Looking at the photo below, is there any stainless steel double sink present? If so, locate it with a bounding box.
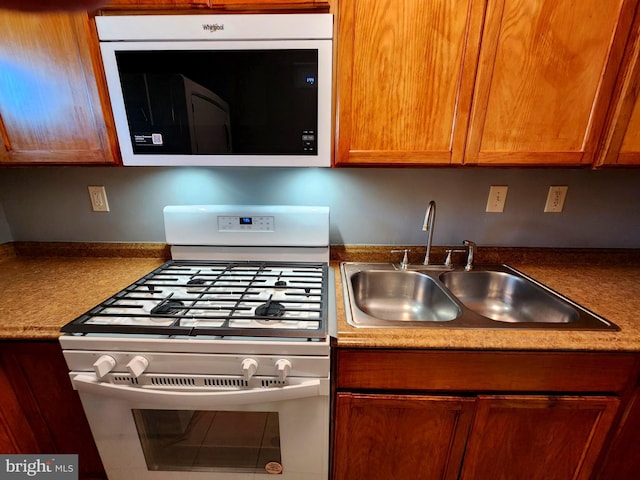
[341,263,619,331]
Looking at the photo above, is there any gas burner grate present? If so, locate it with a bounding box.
[61,260,329,339]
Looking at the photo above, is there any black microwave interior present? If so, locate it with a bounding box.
[115,49,319,156]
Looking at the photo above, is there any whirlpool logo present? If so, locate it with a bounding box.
[202,23,224,32]
[0,455,77,480]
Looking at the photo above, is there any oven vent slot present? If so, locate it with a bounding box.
[150,376,196,386]
[261,379,286,387]
[111,375,139,385]
[204,378,248,388]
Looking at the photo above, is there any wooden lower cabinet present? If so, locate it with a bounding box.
[460,396,618,480]
[332,349,639,480]
[596,387,640,478]
[334,393,474,480]
[0,341,105,480]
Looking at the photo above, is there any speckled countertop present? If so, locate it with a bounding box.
[0,243,167,340]
[1,242,639,351]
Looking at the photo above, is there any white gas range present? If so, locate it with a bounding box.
[59,205,334,480]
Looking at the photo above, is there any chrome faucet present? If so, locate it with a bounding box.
[463,240,477,271]
[422,200,436,265]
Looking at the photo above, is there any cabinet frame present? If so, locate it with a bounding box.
[332,348,640,480]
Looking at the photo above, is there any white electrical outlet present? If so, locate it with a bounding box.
[544,186,568,213]
[486,185,508,213]
[88,185,110,212]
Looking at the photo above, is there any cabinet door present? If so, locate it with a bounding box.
[596,387,640,479]
[0,364,41,454]
[596,9,640,167]
[333,393,474,480]
[335,0,485,166]
[465,0,635,166]
[0,11,115,165]
[460,395,619,480]
[0,342,105,479]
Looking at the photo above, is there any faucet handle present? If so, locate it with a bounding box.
[444,249,466,267]
[390,249,411,270]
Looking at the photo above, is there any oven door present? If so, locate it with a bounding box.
[71,373,329,480]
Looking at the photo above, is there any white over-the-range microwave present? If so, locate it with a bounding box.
[96,14,333,167]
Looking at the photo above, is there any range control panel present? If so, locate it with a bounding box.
[218,215,275,232]
[164,204,329,247]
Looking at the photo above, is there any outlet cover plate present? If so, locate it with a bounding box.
[486,185,508,213]
[544,186,568,213]
[88,185,110,212]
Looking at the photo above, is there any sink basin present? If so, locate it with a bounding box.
[341,263,619,331]
[440,271,578,324]
[350,270,460,324]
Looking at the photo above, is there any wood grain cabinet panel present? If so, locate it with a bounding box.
[596,5,640,167]
[465,0,635,166]
[0,364,41,454]
[459,396,619,480]
[0,342,105,479]
[0,11,116,165]
[334,0,485,165]
[332,349,638,480]
[333,393,474,480]
[596,387,640,478]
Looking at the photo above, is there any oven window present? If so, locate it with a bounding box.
[115,49,319,156]
[132,409,282,474]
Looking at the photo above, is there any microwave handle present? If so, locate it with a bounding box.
[71,374,327,408]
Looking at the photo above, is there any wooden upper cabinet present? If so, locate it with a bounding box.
[465,0,635,166]
[615,94,640,165]
[0,11,116,165]
[596,6,640,167]
[334,0,485,166]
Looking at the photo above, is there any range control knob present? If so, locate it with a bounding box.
[126,356,149,378]
[241,358,259,381]
[275,359,292,382]
[93,355,116,380]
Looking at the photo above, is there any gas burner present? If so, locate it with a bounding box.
[255,301,286,317]
[186,277,209,293]
[151,300,186,315]
[61,260,328,339]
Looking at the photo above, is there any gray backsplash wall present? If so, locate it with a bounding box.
[0,166,638,248]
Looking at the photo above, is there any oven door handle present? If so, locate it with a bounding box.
[71,374,327,407]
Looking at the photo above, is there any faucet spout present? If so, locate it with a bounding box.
[422,200,436,265]
[463,240,477,271]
